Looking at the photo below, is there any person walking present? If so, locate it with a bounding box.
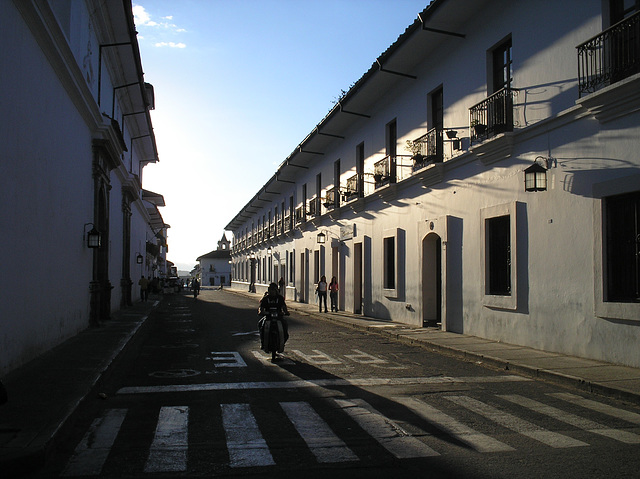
[329,276,339,312]
[192,278,200,299]
[316,275,328,313]
[138,275,149,302]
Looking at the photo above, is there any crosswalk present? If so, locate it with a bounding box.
[61,392,640,476]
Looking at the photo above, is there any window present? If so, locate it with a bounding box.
[383,236,396,290]
[386,119,397,184]
[492,37,512,94]
[314,250,320,283]
[487,216,511,295]
[334,159,341,209]
[428,87,444,161]
[605,191,640,302]
[481,202,519,310]
[356,142,365,197]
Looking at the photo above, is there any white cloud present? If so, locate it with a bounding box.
[132,5,152,26]
[155,42,187,49]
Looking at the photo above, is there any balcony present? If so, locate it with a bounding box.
[578,11,640,97]
[324,187,337,211]
[342,174,359,202]
[410,128,442,170]
[295,206,304,225]
[373,156,395,188]
[469,87,515,143]
[308,197,318,217]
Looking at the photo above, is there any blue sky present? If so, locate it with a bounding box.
[133,1,429,271]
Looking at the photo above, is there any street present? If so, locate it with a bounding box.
[36,290,640,478]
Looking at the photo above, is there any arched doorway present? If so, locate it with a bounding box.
[422,233,442,327]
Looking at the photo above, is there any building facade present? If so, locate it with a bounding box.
[227,0,640,368]
[0,0,166,374]
[197,235,232,287]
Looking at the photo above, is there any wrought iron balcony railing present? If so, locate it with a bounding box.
[577,10,640,97]
[342,174,359,202]
[469,87,515,143]
[295,206,304,225]
[373,156,394,188]
[324,187,337,210]
[411,128,443,170]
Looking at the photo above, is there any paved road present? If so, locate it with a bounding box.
[35,290,640,478]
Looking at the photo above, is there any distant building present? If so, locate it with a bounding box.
[197,234,232,287]
[227,1,640,368]
[0,1,166,374]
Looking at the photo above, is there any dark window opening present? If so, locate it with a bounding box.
[487,215,511,296]
[606,191,640,302]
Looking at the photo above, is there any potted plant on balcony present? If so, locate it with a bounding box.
[405,139,425,164]
[471,119,487,136]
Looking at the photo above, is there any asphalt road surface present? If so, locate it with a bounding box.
[35,289,640,478]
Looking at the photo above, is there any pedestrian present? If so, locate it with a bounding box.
[278,276,285,298]
[329,276,339,312]
[192,278,200,299]
[316,275,328,313]
[138,275,149,302]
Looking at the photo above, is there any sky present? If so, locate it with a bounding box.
[133,0,429,272]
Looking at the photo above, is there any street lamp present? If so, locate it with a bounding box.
[317,231,326,244]
[524,160,548,192]
[136,253,143,264]
[84,223,101,248]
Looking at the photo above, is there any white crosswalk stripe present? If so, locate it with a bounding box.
[445,395,589,448]
[500,395,640,444]
[62,409,127,477]
[62,391,640,475]
[144,406,189,473]
[281,401,358,462]
[221,403,275,468]
[394,396,514,452]
[332,398,440,458]
[549,392,640,425]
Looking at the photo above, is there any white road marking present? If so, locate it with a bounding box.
[251,350,295,366]
[344,349,388,364]
[292,349,342,365]
[207,352,247,367]
[333,398,439,458]
[221,403,275,468]
[549,392,640,425]
[281,402,358,463]
[500,394,640,444]
[144,406,189,473]
[394,396,514,452]
[445,396,588,448]
[117,375,530,395]
[62,409,127,476]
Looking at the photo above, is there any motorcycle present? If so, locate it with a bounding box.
[258,306,287,361]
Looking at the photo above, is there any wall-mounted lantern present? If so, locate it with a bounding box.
[524,161,548,192]
[136,253,143,264]
[317,231,326,244]
[84,223,101,248]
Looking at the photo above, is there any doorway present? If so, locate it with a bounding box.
[422,233,442,327]
[354,242,363,314]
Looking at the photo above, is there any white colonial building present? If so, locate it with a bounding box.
[197,234,232,287]
[227,0,640,367]
[0,0,167,374]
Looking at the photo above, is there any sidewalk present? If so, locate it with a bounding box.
[236,289,640,406]
[0,299,158,477]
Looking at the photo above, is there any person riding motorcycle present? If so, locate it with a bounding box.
[258,282,290,346]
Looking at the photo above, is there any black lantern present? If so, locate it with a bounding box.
[317,232,326,244]
[524,162,547,192]
[86,226,101,248]
[136,253,143,264]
